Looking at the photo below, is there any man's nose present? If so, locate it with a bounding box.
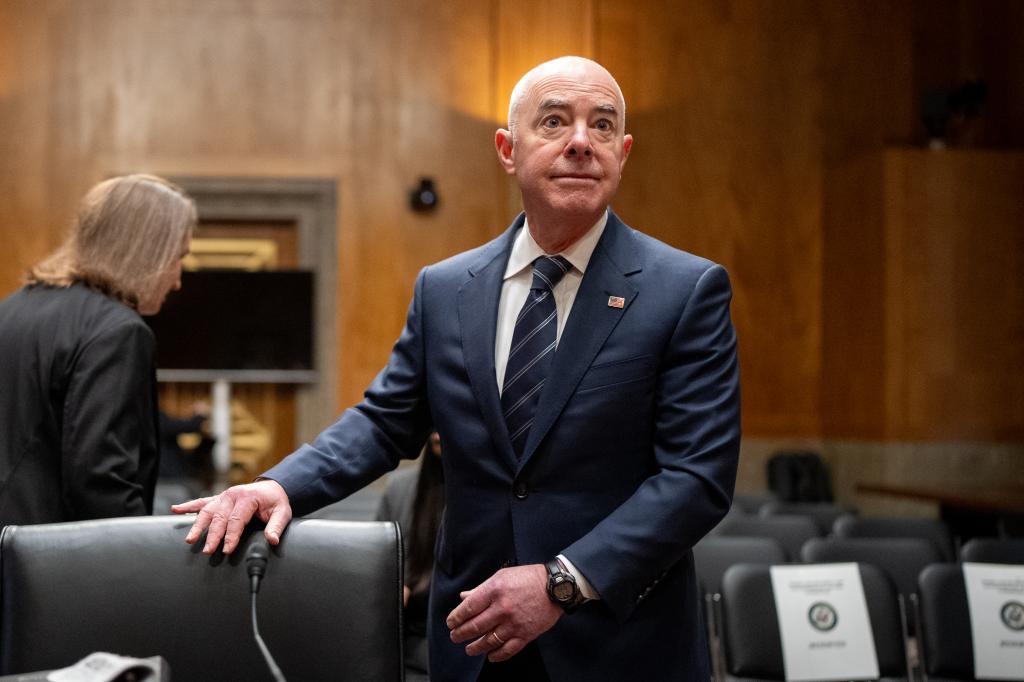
[564,122,593,157]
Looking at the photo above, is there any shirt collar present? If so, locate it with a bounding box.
[503,210,609,280]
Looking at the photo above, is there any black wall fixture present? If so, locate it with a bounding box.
[409,177,439,212]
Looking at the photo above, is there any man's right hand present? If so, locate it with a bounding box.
[171,479,293,555]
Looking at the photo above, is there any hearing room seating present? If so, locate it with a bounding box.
[0,516,403,681]
[718,562,910,682]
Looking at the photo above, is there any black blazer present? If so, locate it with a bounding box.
[0,283,159,525]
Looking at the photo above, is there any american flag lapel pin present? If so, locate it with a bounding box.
[607,295,625,309]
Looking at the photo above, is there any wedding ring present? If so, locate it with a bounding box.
[489,631,505,646]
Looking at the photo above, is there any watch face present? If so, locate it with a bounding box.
[553,580,575,601]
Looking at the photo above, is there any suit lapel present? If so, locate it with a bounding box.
[458,215,523,469]
[517,211,642,472]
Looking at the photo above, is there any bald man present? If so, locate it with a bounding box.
[175,56,740,681]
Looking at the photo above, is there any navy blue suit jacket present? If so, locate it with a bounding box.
[265,211,741,681]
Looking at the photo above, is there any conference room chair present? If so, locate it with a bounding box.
[306,486,386,521]
[712,514,821,562]
[694,536,789,682]
[718,563,910,682]
[801,535,940,649]
[916,564,976,681]
[0,516,403,681]
[151,480,198,516]
[765,450,833,504]
[731,492,778,516]
[801,536,943,602]
[759,501,854,535]
[694,536,789,597]
[833,514,957,561]
[960,537,1024,564]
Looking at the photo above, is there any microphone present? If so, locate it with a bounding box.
[244,534,287,682]
[245,536,269,594]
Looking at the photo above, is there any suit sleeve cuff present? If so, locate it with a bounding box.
[557,554,600,601]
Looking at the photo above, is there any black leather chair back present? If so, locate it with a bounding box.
[720,562,907,680]
[759,501,853,535]
[961,538,1024,564]
[693,535,786,596]
[766,451,833,503]
[802,536,942,598]
[0,516,403,681]
[917,563,974,680]
[712,514,820,562]
[833,515,956,562]
[730,493,777,516]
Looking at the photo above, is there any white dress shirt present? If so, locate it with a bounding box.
[494,210,609,601]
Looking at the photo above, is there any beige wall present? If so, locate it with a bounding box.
[1,0,1021,505]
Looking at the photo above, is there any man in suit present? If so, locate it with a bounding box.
[174,56,740,681]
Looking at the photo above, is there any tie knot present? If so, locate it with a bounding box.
[531,255,571,292]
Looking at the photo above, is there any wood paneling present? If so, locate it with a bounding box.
[910,0,1024,148]
[1,0,1021,456]
[818,2,915,439]
[822,148,1024,442]
[883,149,1024,440]
[0,0,506,421]
[334,1,505,408]
[493,0,596,121]
[602,0,825,436]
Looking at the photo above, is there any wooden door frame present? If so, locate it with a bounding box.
[168,176,338,446]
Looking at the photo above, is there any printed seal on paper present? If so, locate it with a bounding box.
[1001,601,1024,631]
[808,602,839,632]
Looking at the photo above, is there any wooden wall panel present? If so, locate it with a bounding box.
[492,0,598,221]
[599,0,825,436]
[820,2,914,439]
[493,0,596,118]
[883,149,1024,440]
[1,0,1021,458]
[0,2,56,297]
[333,0,505,407]
[0,0,506,422]
[911,0,1024,148]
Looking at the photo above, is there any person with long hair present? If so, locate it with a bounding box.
[0,174,196,525]
[376,431,445,677]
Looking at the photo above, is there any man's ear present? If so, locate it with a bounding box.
[620,134,634,171]
[495,129,516,175]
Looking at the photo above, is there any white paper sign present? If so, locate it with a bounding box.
[963,562,1024,681]
[770,563,880,681]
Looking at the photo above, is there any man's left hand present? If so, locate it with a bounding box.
[446,564,562,662]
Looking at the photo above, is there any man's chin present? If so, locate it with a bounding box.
[547,193,608,218]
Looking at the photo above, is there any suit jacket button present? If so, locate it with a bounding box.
[513,481,529,499]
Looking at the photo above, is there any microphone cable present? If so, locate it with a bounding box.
[251,590,287,682]
[246,537,287,682]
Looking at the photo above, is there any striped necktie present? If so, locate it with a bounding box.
[502,255,572,457]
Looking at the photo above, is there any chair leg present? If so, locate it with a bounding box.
[712,593,728,682]
[909,593,927,682]
[897,593,915,682]
[704,592,722,682]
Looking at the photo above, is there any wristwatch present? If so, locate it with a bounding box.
[545,558,584,613]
